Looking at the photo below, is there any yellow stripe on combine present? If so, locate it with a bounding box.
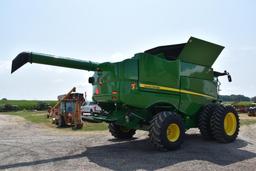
[139,83,216,99]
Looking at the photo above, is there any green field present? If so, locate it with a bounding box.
[239,113,256,125]
[3,111,50,124]
[0,100,57,106]
[0,99,57,111]
[240,119,256,125]
[1,111,108,131]
[222,101,256,107]
[0,110,255,132]
[2,111,256,131]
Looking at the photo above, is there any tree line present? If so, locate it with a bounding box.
[220,95,256,102]
[0,99,56,112]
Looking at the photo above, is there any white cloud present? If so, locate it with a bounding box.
[52,78,64,83]
[36,65,70,74]
[108,52,128,62]
[0,60,11,74]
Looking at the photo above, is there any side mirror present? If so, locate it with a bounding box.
[228,74,232,82]
[224,70,232,82]
[88,77,95,84]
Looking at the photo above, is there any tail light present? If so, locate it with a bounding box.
[95,88,100,95]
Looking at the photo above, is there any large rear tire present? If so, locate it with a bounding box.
[198,103,216,140]
[210,105,240,143]
[149,111,185,151]
[108,123,136,139]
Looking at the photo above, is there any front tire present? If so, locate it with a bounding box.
[57,115,66,128]
[210,105,240,143]
[149,111,185,151]
[72,123,83,130]
[108,123,136,139]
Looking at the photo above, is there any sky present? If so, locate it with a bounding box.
[0,0,255,100]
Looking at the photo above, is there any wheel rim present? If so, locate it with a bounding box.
[166,123,180,142]
[224,112,237,136]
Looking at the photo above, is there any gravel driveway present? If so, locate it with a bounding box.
[0,114,255,171]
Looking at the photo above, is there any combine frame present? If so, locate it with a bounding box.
[11,37,240,150]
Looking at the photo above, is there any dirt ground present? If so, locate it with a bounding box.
[239,113,256,120]
[0,114,255,171]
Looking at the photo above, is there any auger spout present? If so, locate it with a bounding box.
[11,52,99,73]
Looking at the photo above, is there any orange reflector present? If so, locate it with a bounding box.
[95,88,99,95]
[112,91,118,95]
[112,96,117,100]
[131,82,136,90]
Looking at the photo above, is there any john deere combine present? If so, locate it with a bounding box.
[11,37,239,150]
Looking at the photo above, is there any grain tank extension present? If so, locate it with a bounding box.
[11,37,239,150]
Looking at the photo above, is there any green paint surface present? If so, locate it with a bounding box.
[12,37,225,130]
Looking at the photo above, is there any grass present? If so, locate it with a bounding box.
[0,100,57,106]
[240,119,256,125]
[1,110,255,132]
[222,101,234,106]
[0,99,57,110]
[1,110,108,131]
[225,101,256,107]
[3,110,50,124]
[239,113,256,125]
[82,122,108,131]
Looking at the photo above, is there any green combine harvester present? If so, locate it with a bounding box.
[11,37,239,150]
